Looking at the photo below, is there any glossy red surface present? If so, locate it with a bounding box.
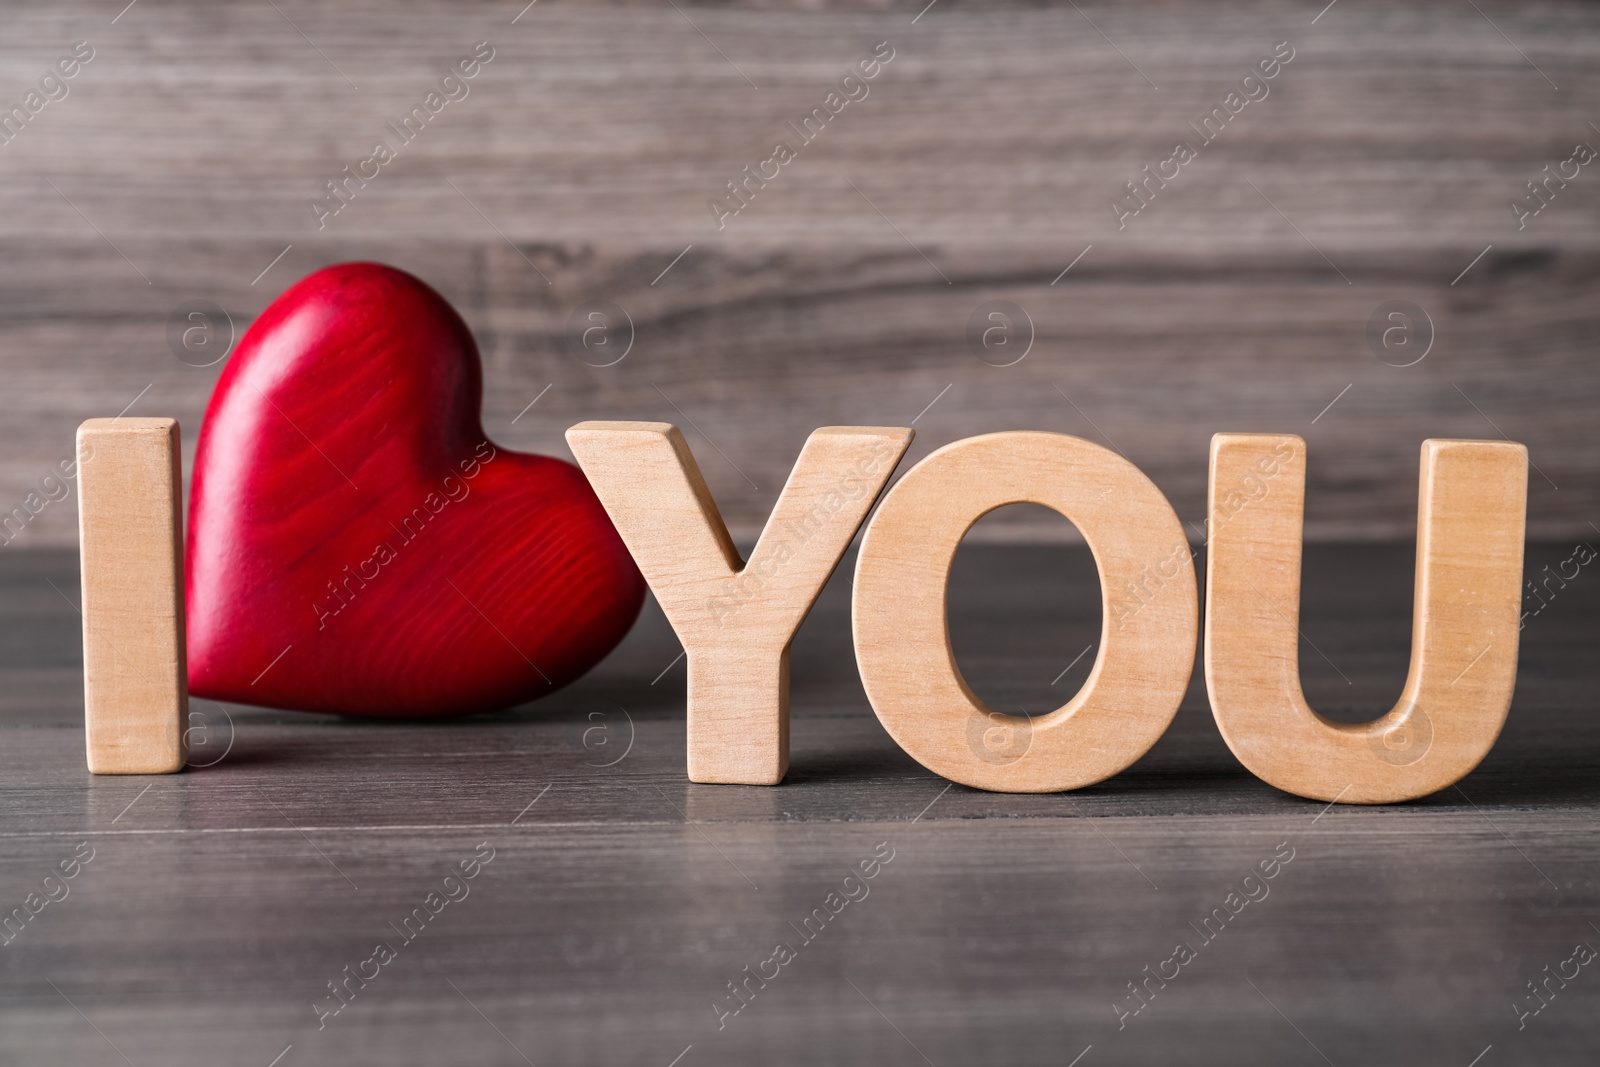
[185,263,644,716]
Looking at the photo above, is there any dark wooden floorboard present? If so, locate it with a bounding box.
[1,543,1597,1065]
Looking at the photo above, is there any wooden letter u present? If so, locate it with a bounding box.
[1204,434,1527,803]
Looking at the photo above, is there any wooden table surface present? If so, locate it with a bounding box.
[1,541,1597,1065]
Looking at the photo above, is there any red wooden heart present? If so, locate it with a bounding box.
[185,262,644,716]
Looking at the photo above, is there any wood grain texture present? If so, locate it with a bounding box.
[854,431,1196,791]
[568,421,910,783]
[0,1,1595,549]
[1205,433,1527,803]
[1,542,1598,1065]
[75,417,186,774]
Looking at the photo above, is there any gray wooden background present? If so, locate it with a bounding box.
[0,0,1595,545]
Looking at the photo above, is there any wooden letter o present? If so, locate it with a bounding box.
[852,431,1198,792]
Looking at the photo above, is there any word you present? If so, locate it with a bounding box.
[1110,40,1295,230]
[2,452,86,547]
[1509,142,1595,230]
[710,436,900,626]
[713,841,895,1029]
[311,42,496,228]
[1522,539,1596,629]
[314,841,495,1028]
[314,441,498,629]
[571,420,1527,801]
[2,841,95,946]
[1513,939,1596,1030]
[1114,841,1295,1028]
[709,41,896,231]
[0,41,95,147]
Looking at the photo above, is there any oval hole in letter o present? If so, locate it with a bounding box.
[852,432,1197,792]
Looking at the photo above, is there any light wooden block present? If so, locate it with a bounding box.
[567,421,912,785]
[1204,434,1527,804]
[852,431,1197,793]
[77,417,188,774]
